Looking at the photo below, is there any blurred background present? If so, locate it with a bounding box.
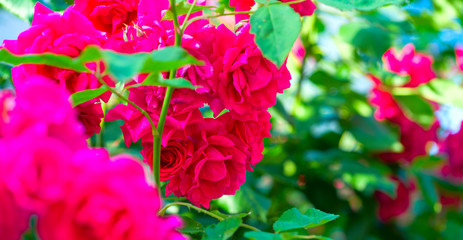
[2,0,463,239]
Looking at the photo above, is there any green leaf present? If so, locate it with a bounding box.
[250,4,301,67]
[339,22,392,58]
[99,51,148,83]
[70,87,108,106]
[179,217,204,234]
[309,70,349,88]
[162,0,213,20]
[317,0,405,11]
[0,48,91,73]
[141,46,202,72]
[415,172,441,213]
[348,115,401,151]
[245,231,284,240]
[202,217,242,240]
[0,0,35,21]
[418,79,463,109]
[394,94,435,129]
[273,208,339,233]
[234,185,271,223]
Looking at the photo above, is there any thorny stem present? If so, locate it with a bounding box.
[158,202,261,232]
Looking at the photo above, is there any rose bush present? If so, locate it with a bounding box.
[2,0,463,239]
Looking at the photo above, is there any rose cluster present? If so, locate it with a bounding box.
[0,76,185,239]
[98,0,300,208]
[2,0,310,208]
[368,44,463,221]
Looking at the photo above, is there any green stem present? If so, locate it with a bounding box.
[152,0,182,191]
[96,101,105,148]
[180,0,199,34]
[158,202,260,232]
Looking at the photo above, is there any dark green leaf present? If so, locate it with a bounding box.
[415,172,440,212]
[273,208,339,233]
[394,94,435,129]
[70,87,108,106]
[309,70,349,88]
[339,22,392,58]
[179,217,204,234]
[317,0,405,11]
[202,217,242,240]
[250,4,301,67]
[418,79,463,109]
[234,185,271,222]
[348,115,401,151]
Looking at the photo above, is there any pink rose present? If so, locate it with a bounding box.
[2,3,111,137]
[2,3,105,56]
[383,44,435,87]
[379,118,439,164]
[219,110,271,169]
[456,47,463,71]
[368,75,438,164]
[208,24,291,120]
[368,75,403,121]
[281,0,316,17]
[4,134,75,212]
[37,151,185,240]
[141,137,194,181]
[440,122,463,172]
[4,76,87,151]
[375,177,414,222]
[0,142,31,240]
[72,0,140,35]
[166,117,248,208]
[0,90,15,138]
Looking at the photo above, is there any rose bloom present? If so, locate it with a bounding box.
[456,47,463,71]
[166,117,248,208]
[72,0,140,35]
[0,141,31,240]
[3,76,87,151]
[0,90,15,137]
[2,3,112,137]
[383,43,435,87]
[374,177,414,222]
[219,110,271,169]
[141,138,194,181]
[208,24,291,120]
[37,152,185,240]
[368,75,438,164]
